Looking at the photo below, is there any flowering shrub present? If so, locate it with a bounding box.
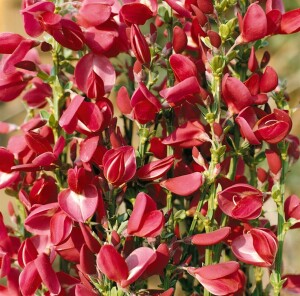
[1,0,300,295]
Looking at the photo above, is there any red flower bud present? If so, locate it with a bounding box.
[197,0,214,14]
[172,26,187,53]
[248,46,258,72]
[130,24,151,65]
[265,149,282,180]
[103,146,136,187]
[207,30,221,48]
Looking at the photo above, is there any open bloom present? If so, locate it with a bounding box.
[127,192,164,237]
[217,184,263,220]
[162,120,209,148]
[58,167,99,222]
[75,53,116,99]
[236,107,292,145]
[97,245,156,288]
[187,261,244,295]
[231,228,278,267]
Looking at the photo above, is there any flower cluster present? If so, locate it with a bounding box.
[0,0,300,295]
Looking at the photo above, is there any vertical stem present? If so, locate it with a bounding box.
[272,143,289,295]
[188,187,207,235]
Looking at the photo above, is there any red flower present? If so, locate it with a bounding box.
[217,184,263,220]
[75,53,116,99]
[132,83,161,123]
[254,108,292,144]
[97,245,156,288]
[284,195,300,228]
[188,227,231,246]
[222,74,255,114]
[102,146,136,187]
[159,76,201,106]
[76,0,114,28]
[120,2,154,25]
[130,24,151,65]
[231,228,278,267]
[236,107,292,145]
[160,172,204,196]
[187,261,243,295]
[238,3,268,43]
[137,155,174,181]
[58,167,99,222]
[162,120,209,148]
[0,148,19,190]
[21,1,61,37]
[19,253,61,296]
[127,192,164,237]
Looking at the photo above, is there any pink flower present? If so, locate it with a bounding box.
[127,192,164,237]
[58,167,99,222]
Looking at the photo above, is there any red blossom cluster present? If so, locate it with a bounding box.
[0,0,300,295]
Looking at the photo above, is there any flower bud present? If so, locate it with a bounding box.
[130,24,151,65]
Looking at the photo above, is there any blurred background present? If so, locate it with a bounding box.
[0,0,300,294]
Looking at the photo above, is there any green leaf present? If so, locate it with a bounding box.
[174,210,186,222]
[40,110,50,121]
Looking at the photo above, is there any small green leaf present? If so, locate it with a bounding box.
[40,110,50,121]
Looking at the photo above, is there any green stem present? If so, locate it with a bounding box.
[138,126,149,166]
[272,143,289,295]
[188,187,207,235]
